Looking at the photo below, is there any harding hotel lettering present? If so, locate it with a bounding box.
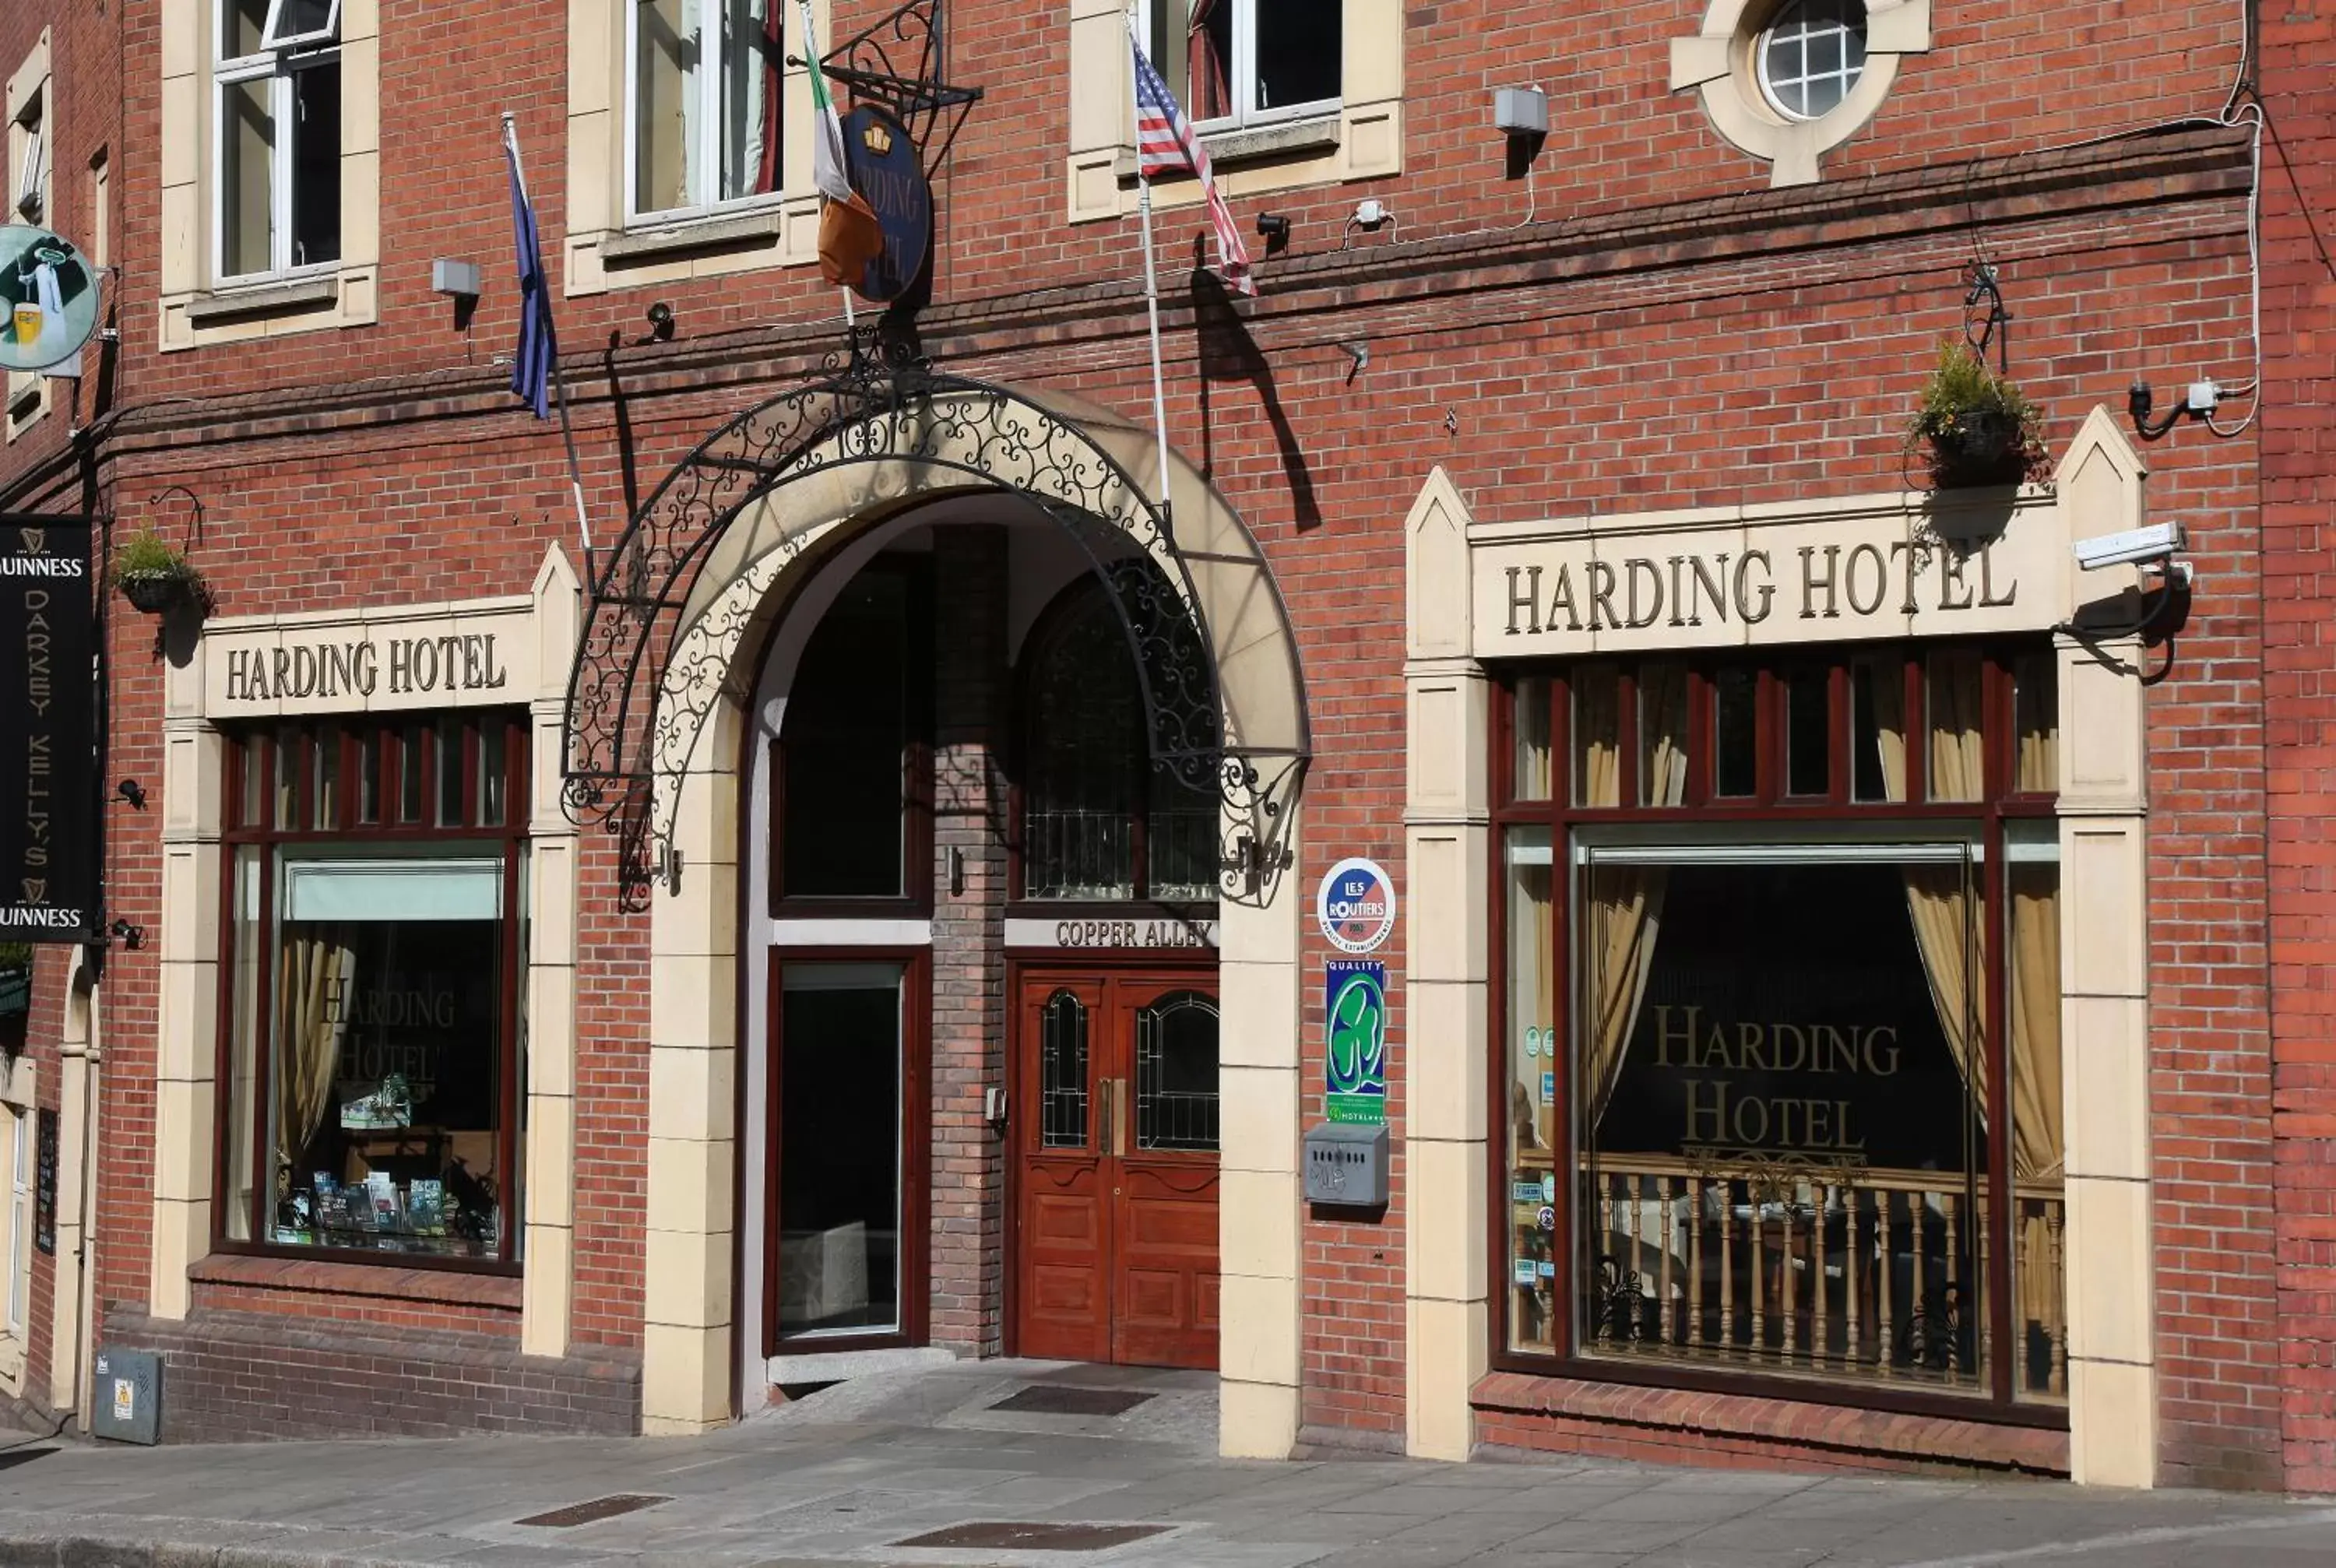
[224,634,511,703]
[1503,541,2016,635]
[1650,1004,1901,1155]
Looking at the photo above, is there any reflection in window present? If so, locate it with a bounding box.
[776,964,903,1336]
[1530,851,2011,1390]
[215,0,342,279]
[1135,990,1219,1151]
[1040,990,1090,1149]
[1505,827,1557,1352]
[629,0,779,218]
[261,855,512,1259]
[1146,0,1342,128]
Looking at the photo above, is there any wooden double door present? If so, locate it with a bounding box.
[1013,969,1221,1369]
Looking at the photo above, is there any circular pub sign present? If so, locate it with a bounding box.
[1316,856,1397,955]
[840,105,932,304]
[0,226,98,374]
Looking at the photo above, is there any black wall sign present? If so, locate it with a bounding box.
[843,106,933,304]
[0,517,96,943]
[34,1106,57,1255]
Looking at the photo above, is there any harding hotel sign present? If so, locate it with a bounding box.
[1469,497,2065,657]
[202,596,540,716]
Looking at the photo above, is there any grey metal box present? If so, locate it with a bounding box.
[1493,86,1549,137]
[1303,1122,1389,1208]
[431,258,483,298]
[90,1348,163,1444]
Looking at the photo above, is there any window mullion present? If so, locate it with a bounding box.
[271,65,294,273]
[695,0,718,207]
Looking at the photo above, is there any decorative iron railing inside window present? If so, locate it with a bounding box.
[1506,1155,2066,1398]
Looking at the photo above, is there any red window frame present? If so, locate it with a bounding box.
[1486,640,2064,1426]
[212,710,530,1274]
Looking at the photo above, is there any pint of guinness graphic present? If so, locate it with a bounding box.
[0,225,97,374]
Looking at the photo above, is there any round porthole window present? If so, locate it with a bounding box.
[1755,0,1870,122]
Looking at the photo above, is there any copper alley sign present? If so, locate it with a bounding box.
[0,518,97,942]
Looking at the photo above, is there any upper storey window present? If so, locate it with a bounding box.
[1755,0,1868,122]
[628,0,782,221]
[215,0,343,281]
[1143,0,1342,132]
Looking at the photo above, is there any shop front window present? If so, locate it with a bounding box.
[220,712,527,1267]
[1498,647,2066,1412]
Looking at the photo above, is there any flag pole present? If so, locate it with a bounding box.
[502,111,593,571]
[1126,14,1175,524]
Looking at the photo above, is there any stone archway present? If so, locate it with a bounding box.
[591,370,1314,1458]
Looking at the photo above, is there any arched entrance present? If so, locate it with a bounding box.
[561,364,1313,1454]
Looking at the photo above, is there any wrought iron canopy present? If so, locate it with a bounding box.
[561,348,1310,907]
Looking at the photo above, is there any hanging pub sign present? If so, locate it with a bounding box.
[841,105,933,304]
[0,227,100,375]
[0,517,97,943]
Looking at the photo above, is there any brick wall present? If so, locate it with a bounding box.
[102,1309,639,1442]
[930,526,1008,1354]
[2258,5,2336,1496]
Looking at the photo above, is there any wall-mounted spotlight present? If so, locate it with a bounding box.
[646,301,677,343]
[109,918,144,951]
[1255,213,1292,258]
[115,778,146,810]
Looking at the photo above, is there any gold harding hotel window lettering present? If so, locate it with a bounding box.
[1501,540,2018,636]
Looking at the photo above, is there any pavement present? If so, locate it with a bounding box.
[0,1358,2333,1567]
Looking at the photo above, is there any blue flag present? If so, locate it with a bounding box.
[505,137,553,420]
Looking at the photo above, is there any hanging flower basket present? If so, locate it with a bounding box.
[118,570,193,614]
[111,527,208,616]
[1908,339,2044,490]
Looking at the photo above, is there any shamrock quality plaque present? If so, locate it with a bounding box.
[1325,959,1387,1126]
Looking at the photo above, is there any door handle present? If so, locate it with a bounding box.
[1113,1076,1131,1158]
[1096,1078,1115,1157]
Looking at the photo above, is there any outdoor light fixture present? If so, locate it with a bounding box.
[646,301,677,342]
[1256,213,1291,256]
[115,778,146,809]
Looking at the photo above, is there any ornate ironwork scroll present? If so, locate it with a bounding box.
[561,343,1308,907]
[795,0,983,178]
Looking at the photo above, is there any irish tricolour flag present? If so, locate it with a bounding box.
[799,0,882,287]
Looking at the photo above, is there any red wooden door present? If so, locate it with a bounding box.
[1015,970,1219,1369]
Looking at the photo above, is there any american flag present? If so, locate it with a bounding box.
[1131,37,1255,296]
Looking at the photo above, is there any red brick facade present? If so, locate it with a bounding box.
[0,0,2322,1489]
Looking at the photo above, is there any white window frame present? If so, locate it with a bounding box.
[211,3,340,285]
[12,101,42,224]
[1138,0,1342,135]
[622,0,782,225]
[5,1106,27,1334]
[1754,0,1867,125]
[260,0,342,51]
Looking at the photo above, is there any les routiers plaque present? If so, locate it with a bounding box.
[0,518,97,943]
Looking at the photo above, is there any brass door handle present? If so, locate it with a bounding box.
[1096,1078,1116,1157]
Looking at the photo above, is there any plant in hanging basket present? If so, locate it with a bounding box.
[1907,338,2044,489]
[111,526,207,614]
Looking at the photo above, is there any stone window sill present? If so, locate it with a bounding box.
[1113,114,1342,182]
[191,1250,523,1313]
[184,276,339,328]
[602,207,784,265]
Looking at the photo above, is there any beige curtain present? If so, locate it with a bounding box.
[1579,663,1686,1123]
[2011,868,2065,1328]
[1509,839,1555,1150]
[1873,656,1983,1100]
[273,937,351,1172]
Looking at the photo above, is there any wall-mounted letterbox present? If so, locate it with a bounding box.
[1303,1121,1389,1208]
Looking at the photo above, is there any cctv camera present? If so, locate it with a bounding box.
[2072,522,2186,571]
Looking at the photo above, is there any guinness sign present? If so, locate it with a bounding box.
[0,518,96,942]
